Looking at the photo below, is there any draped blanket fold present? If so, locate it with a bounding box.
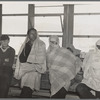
[47,47,82,96]
[82,48,100,91]
[14,37,46,90]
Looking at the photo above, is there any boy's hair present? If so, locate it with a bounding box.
[0,35,10,41]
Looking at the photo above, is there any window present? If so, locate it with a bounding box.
[35,16,63,33]
[74,4,100,13]
[74,15,100,35]
[35,6,63,14]
[9,37,26,54]
[73,4,100,52]
[73,38,100,52]
[2,3,28,14]
[2,16,28,34]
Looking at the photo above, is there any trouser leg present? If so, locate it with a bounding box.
[51,87,67,98]
[76,83,96,99]
[0,75,11,98]
[20,86,33,98]
[0,77,8,98]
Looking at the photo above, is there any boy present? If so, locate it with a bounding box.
[0,35,15,98]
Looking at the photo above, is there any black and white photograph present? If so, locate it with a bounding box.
[0,1,100,99]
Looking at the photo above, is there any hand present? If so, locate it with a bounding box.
[5,58,9,62]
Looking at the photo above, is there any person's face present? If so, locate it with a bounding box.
[28,30,37,41]
[1,39,9,48]
[50,40,58,49]
[50,40,58,45]
[50,37,58,45]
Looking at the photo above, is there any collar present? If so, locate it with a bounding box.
[0,45,10,52]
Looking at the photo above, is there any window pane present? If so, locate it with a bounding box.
[2,3,28,14]
[2,16,28,34]
[74,15,100,35]
[74,4,100,13]
[35,17,62,32]
[9,37,26,55]
[73,38,100,52]
[35,6,64,14]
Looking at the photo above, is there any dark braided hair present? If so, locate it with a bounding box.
[27,28,37,35]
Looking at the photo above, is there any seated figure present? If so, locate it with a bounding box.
[76,39,100,99]
[46,35,82,98]
[14,28,46,98]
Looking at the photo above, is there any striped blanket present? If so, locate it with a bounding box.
[47,47,82,96]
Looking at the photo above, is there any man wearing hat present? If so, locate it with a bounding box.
[0,35,15,97]
[76,39,100,99]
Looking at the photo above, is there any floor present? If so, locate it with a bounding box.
[8,87,80,99]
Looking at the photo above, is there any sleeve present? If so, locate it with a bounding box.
[9,48,15,67]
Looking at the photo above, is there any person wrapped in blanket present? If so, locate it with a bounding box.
[46,35,82,98]
[76,39,100,99]
[0,35,15,98]
[14,28,46,98]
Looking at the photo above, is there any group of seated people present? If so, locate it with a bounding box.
[0,28,100,99]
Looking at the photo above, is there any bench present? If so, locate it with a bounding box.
[9,70,83,98]
[9,57,83,98]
